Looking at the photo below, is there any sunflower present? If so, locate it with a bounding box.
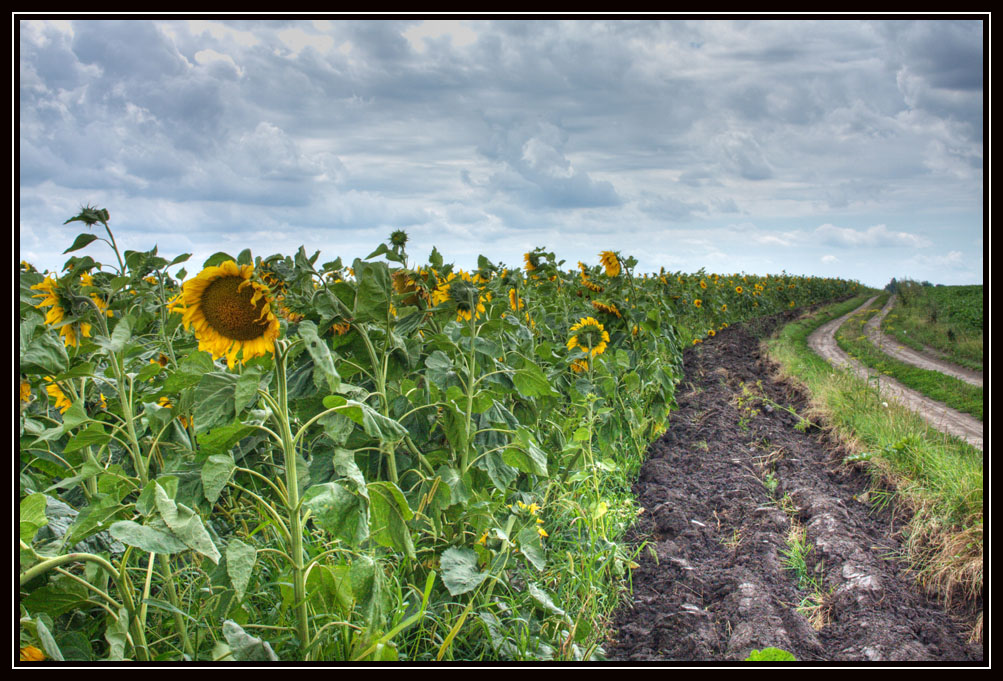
[180,260,280,369]
[30,276,93,348]
[332,321,351,336]
[43,377,72,414]
[523,252,541,273]
[735,286,744,294]
[80,273,113,318]
[566,316,610,359]
[591,300,622,318]
[598,251,620,277]
[693,299,702,308]
[20,645,45,661]
[20,379,31,403]
[580,274,604,293]
[570,358,589,373]
[508,288,524,312]
[448,275,486,322]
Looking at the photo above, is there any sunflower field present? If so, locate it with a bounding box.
[19,208,861,662]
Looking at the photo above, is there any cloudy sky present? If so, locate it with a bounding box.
[19,17,985,287]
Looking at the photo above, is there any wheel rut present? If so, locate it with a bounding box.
[806,297,982,450]
[606,309,982,662]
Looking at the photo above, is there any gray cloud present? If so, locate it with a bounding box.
[18,17,983,287]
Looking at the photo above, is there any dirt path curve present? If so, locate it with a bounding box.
[607,310,982,662]
[807,297,983,451]
[865,295,983,388]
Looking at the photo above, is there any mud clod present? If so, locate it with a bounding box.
[606,310,982,662]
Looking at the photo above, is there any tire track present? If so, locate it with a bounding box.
[866,294,983,388]
[806,297,983,450]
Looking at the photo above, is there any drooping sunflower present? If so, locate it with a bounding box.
[566,316,610,359]
[448,274,486,322]
[524,252,542,273]
[598,251,620,277]
[580,273,604,293]
[591,300,622,318]
[508,288,524,312]
[20,378,31,403]
[30,275,93,348]
[20,645,45,661]
[180,260,280,369]
[43,377,72,414]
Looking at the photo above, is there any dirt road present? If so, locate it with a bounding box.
[865,295,983,388]
[607,310,982,662]
[806,297,983,450]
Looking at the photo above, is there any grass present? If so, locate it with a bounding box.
[882,281,983,372]
[763,293,983,641]
[834,294,984,421]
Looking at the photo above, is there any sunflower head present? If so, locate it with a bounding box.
[591,300,622,318]
[524,252,542,272]
[389,229,409,248]
[30,275,94,347]
[181,260,280,369]
[599,251,620,277]
[566,316,610,359]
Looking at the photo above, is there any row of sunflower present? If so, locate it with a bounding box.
[19,208,860,662]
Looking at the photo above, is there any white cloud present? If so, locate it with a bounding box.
[821,254,839,263]
[812,223,931,249]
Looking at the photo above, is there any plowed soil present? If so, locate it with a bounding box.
[606,309,983,663]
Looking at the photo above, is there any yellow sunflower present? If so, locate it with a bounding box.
[180,260,280,369]
[20,379,31,403]
[570,358,589,373]
[43,377,72,414]
[598,251,620,277]
[591,300,622,318]
[523,252,541,273]
[20,645,45,661]
[566,316,610,359]
[30,276,93,348]
[693,299,702,308]
[508,288,524,311]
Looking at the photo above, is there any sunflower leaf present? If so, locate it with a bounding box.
[62,233,99,254]
[367,480,415,559]
[298,320,340,393]
[154,482,221,564]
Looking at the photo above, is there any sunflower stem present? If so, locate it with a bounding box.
[272,340,311,659]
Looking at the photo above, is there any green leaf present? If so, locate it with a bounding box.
[222,620,278,662]
[193,372,238,433]
[201,453,235,503]
[367,481,415,559]
[62,423,111,454]
[352,259,392,323]
[104,608,130,660]
[516,526,546,571]
[746,647,797,661]
[35,616,64,661]
[203,252,236,269]
[226,538,256,602]
[65,494,127,546]
[299,320,340,393]
[527,582,567,617]
[108,520,189,555]
[20,329,69,375]
[512,361,559,399]
[154,482,221,564]
[63,232,99,254]
[95,315,133,354]
[439,547,485,596]
[502,428,549,477]
[301,482,369,547]
[233,365,264,413]
[20,493,48,544]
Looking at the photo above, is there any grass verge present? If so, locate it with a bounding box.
[881,282,983,372]
[764,294,983,641]
[835,294,983,421]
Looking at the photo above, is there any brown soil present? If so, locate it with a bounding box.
[606,309,983,663]
[807,297,983,450]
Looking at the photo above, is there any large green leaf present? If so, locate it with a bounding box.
[154,482,220,564]
[108,520,189,555]
[367,481,415,559]
[301,482,369,547]
[201,452,235,503]
[226,538,256,602]
[192,372,238,433]
[353,259,392,323]
[20,327,69,375]
[20,493,48,544]
[299,320,340,393]
[502,428,549,477]
[440,547,485,596]
[222,620,278,662]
